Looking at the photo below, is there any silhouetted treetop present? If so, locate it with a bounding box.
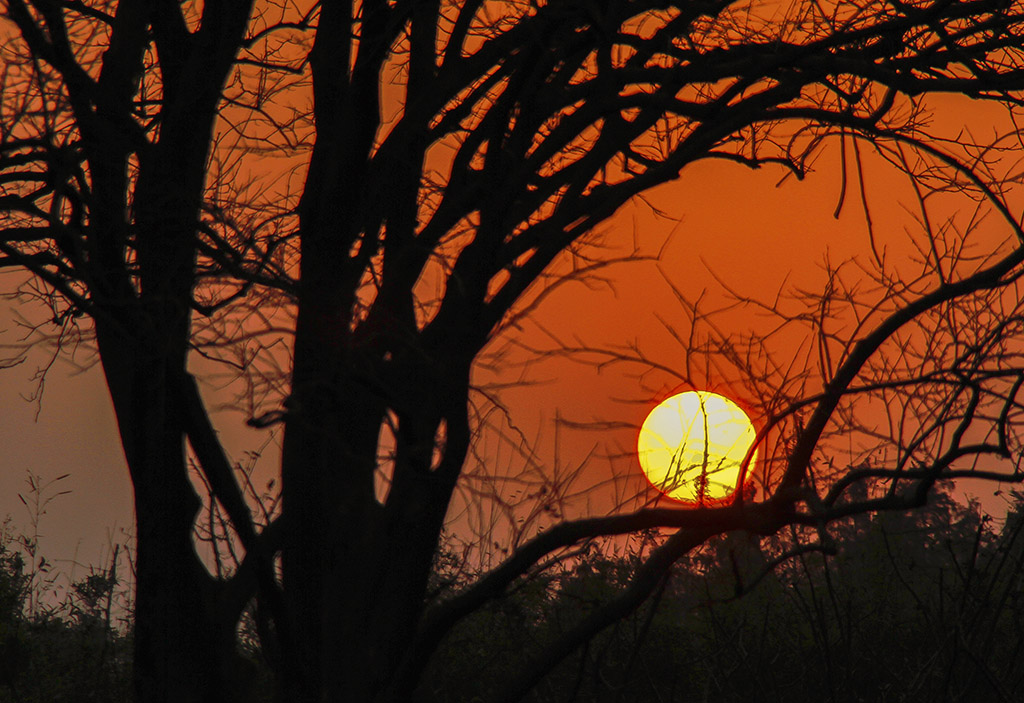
[3,2,1024,702]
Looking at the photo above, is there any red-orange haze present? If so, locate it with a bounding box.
[0,12,1019,580]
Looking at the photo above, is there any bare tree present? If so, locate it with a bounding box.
[3,1,1024,702]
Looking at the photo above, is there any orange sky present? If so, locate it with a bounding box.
[1,67,1022,588]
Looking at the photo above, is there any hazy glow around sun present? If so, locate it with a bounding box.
[637,390,756,505]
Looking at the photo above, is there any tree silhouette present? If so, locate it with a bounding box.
[3,1,1024,701]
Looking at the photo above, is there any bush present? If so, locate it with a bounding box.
[0,516,131,703]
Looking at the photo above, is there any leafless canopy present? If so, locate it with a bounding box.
[3,1,1024,701]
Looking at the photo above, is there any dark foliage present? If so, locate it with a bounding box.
[3,485,1024,702]
[424,487,1024,703]
[0,522,131,703]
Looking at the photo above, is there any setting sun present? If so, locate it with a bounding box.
[638,391,756,505]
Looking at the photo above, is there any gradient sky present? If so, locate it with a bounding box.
[0,91,1018,589]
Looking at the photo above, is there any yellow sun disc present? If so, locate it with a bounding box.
[637,390,756,505]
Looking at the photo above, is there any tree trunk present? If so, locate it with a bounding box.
[96,320,238,703]
[281,291,467,701]
[280,338,386,701]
